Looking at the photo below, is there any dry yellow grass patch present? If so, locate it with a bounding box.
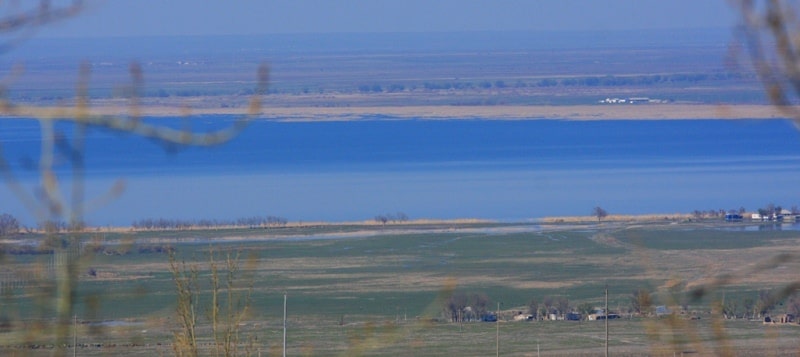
[541,213,692,223]
[600,238,800,292]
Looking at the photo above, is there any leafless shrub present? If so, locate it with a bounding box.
[0,212,19,236]
[170,251,199,357]
[170,248,255,357]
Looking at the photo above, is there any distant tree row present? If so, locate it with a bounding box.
[444,292,492,322]
[445,293,588,323]
[444,290,656,324]
[373,212,409,225]
[527,289,653,321]
[722,290,800,320]
[12,70,753,102]
[354,72,749,95]
[692,208,739,219]
[527,288,670,321]
[530,288,800,322]
[755,203,800,217]
[558,72,745,87]
[527,295,574,320]
[0,214,94,235]
[131,215,288,230]
[84,70,752,101]
[0,214,63,235]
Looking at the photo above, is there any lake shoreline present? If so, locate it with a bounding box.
[4,102,789,121]
[0,214,706,235]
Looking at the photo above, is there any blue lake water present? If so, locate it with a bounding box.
[2,117,800,226]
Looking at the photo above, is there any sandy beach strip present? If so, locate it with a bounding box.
[4,102,791,121]
[251,104,789,121]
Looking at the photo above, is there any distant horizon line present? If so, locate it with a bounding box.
[31,27,733,41]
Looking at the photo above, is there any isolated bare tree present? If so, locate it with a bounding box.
[754,289,777,318]
[542,295,555,318]
[556,296,570,319]
[592,206,608,222]
[723,298,740,319]
[0,212,19,236]
[576,302,594,320]
[785,293,800,316]
[527,298,539,319]
[444,292,468,322]
[631,288,652,316]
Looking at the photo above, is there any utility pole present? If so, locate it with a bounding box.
[73,314,77,357]
[496,301,500,357]
[283,294,287,357]
[605,285,609,357]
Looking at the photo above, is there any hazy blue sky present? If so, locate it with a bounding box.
[35,0,738,38]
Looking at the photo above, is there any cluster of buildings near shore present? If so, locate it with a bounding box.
[725,209,800,222]
[598,97,670,104]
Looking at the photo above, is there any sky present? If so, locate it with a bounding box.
[32,0,739,38]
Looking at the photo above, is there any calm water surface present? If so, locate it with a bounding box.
[2,117,800,225]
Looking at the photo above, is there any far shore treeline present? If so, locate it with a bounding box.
[0,202,798,236]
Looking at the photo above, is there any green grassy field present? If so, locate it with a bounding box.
[1,221,800,355]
